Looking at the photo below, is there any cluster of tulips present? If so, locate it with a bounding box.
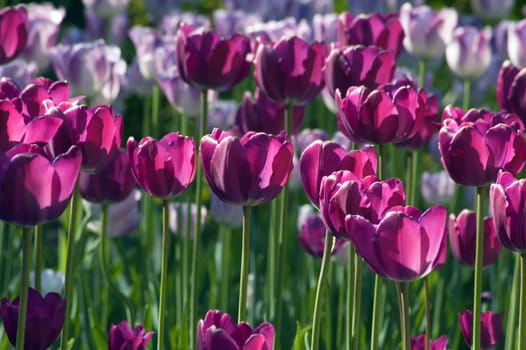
[2,0,526,349]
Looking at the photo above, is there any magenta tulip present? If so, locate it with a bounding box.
[410,335,448,350]
[298,209,345,258]
[448,210,501,268]
[20,78,81,118]
[127,132,196,200]
[459,310,502,350]
[336,81,427,144]
[197,310,274,350]
[324,44,396,98]
[0,288,65,350]
[200,128,293,206]
[253,36,327,106]
[496,60,526,124]
[0,6,28,65]
[300,141,377,208]
[0,144,81,226]
[438,106,526,187]
[176,23,251,91]
[108,321,154,350]
[396,91,439,150]
[0,99,25,151]
[345,205,447,281]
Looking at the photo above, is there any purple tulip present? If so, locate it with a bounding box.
[294,128,329,155]
[176,23,251,91]
[79,149,135,203]
[438,106,526,187]
[160,12,210,38]
[19,78,82,118]
[420,170,456,205]
[300,141,377,208]
[0,144,81,226]
[448,210,501,268]
[201,128,293,206]
[446,26,492,79]
[298,208,345,258]
[0,6,28,65]
[335,82,427,144]
[507,19,526,67]
[399,3,457,59]
[0,99,25,151]
[346,205,447,281]
[497,61,526,123]
[0,59,37,88]
[459,310,502,350]
[108,321,154,350]
[319,171,405,240]
[0,288,65,350]
[313,13,338,44]
[197,310,274,350]
[337,12,404,58]
[129,26,162,81]
[253,36,327,106]
[410,335,448,350]
[235,89,305,135]
[84,9,129,46]
[324,44,396,98]
[127,132,196,199]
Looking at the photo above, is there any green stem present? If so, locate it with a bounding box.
[221,226,232,311]
[463,79,471,111]
[60,182,80,350]
[406,152,414,207]
[352,248,363,350]
[378,144,386,180]
[472,186,485,350]
[15,227,33,350]
[418,60,427,89]
[190,88,208,346]
[266,199,278,319]
[158,200,171,350]
[519,253,526,350]
[505,254,520,350]
[424,278,431,350]
[34,225,43,293]
[346,245,355,350]
[337,266,345,347]
[395,282,410,350]
[411,151,419,207]
[311,232,334,350]
[151,85,160,138]
[99,202,134,322]
[238,206,252,322]
[370,275,382,350]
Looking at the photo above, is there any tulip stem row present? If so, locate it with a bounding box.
[15,227,32,350]
[519,253,526,350]
[395,282,410,350]
[221,226,232,311]
[238,206,252,322]
[34,225,43,293]
[311,231,334,350]
[462,79,471,111]
[472,186,485,350]
[505,255,520,350]
[157,200,171,350]
[424,278,431,350]
[346,245,355,349]
[352,247,363,349]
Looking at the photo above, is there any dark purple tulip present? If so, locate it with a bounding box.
[459,310,502,350]
[127,132,196,200]
[324,44,396,98]
[108,320,154,350]
[200,128,293,206]
[300,141,377,208]
[0,7,28,65]
[0,288,65,350]
[20,79,81,118]
[0,144,81,226]
[336,82,427,145]
[497,61,526,124]
[197,310,274,350]
[176,23,251,91]
[253,36,327,106]
[410,335,448,350]
[345,205,447,281]
[396,92,439,150]
[235,89,305,135]
[448,210,501,268]
[319,171,405,240]
[438,107,526,187]
[79,149,135,203]
[0,77,22,100]
[298,209,345,258]
[490,171,526,253]
[337,12,404,58]
[0,99,25,151]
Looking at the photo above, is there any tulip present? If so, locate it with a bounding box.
[235,89,305,135]
[410,335,448,350]
[345,205,447,281]
[294,129,329,155]
[0,144,81,226]
[312,13,338,44]
[300,141,377,208]
[200,128,293,206]
[79,149,135,203]
[212,9,262,38]
[129,25,162,81]
[245,17,312,44]
[496,61,526,123]
[335,81,427,145]
[210,192,243,228]
[507,19,526,68]
[337,12,404,57]
[298,208,345,258]
[160,12,211,38]
[459,310,502,350]
[0,59,37,88]
[438,107,526,187]
[19,78,81,118]
[253,36,327,106]
[0,6,28,65]
[420,170,455,205]
[446,26,492,79]
[108,321,154,350]
[448,210,501,268]
[196,310,274,350]
[324,44,396,98]
[176,23,251,92]
[399,3,457,59]
[0,99,25,151]
[396,91,439,150]
[207,99,238,131]
[127,132,196,200]
[0,288,65,350]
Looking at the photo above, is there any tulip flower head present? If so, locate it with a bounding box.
[108,321,154,350]
[410,334,448,350]
[446,26,492,79]
[459,310,502,350]
[0,6,28,65]
[497,60,526,124]
[507,19,526,68]
[298,209,345,258]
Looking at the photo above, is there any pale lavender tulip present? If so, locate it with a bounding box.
[160,11,210,37]
[207,99,238,131]
[210,192,243,228]
[471,0,515,21]
[446,26,492,79]
[294,129,329,155]
[212,9,262,38]
[129,26,162,81]
[508,19,526,68]
[421,170,456,205]
[0,59,37,88]
[312,13,339,44]
[245,17,312,44]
